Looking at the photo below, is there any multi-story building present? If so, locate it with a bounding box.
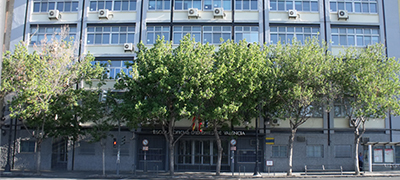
[2,0,400,173]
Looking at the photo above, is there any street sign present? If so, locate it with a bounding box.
[230,139,237,146]
[266,160,274,166]
[230,146,236,151]
[265,137,274,145]
[143,146,148,151]
[142,139,149,146]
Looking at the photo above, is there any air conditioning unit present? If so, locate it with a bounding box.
[188,8,199,17]
[270,119,280,126]
[98,9,110,19]
[213,8,225,17]
[338,10,349,19]
[124,43,133,51]
[48,10,60,19]
[288,9,297,18]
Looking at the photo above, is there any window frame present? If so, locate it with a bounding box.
[331,27,379,47]
[148,0,171,11]
[20,140,36,153]
[89,0,137,11]
[92,60,134,79]
[306,145,324,158]
[272,145,288,157]
[329,0,377,14]
[270,26,320,44]
[86,25,135,45]
[29,25,77,45]
[269,0,319,12]
[33,0,79,13]
[146,26,170,45]
[235,0,258,11]
[234,26,259,43]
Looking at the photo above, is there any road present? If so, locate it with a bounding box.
[0,177,399,180]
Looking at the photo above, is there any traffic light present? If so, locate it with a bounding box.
[121,136,126,145]
[100,90,107,102]
[113,138,117,148]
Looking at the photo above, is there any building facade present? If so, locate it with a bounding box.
[2,0,400,173]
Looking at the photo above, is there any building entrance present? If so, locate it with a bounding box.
[176,139,229,171]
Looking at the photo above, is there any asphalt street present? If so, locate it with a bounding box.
[0,177,399,180]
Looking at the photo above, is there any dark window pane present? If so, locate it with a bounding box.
[149,0,155,10]
[90,1,97,11]
[236,0,242,10]
[164,0,171,10]
[65,2,71,11]
[175,0,182,10]
[122,1,129,10]
[311,1,318,11]
[95,34,102,44]
[33,3,40,12]
[112,34,119,44]
[303,1,310,11]
[330,2,336,11]
[115,1,122,10]
[103,33,110,44]
[72,2,79,11]
[41,2,48,12]
[106,1,113,10]
[48,2,55,10]
[130,0,137,10]
[120,34,127,43]
[128,33,134,42]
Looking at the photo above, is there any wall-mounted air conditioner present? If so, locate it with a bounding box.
[288,9,297,18]
[270,119,280,126]
[338,10,349,19]
[98,9,110,19]
[124,43,133,51]
[188,8,199,17]
[213,8,225,17]
[48,10,60,20]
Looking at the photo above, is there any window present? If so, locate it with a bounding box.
[173,26,201,44]
[146,26,170,44]
[235,26,259,43]
[175,0,202,10]
[87,25,135,45]
[20,140,35,153]
[33,0,79,12]
[30,25,77,45]
[238,149,262,162]
[307,145,323,157]
[235,0,257,10]
[335,145,351,158]
[149,0,171,10]
[89,0,137,11]
[270,26,319,44]
[331,27,379,47]
[92,60,134,79]
[329,0,377,13]
[272,145,287,157]
[203,0,231,10]
[79,142,95,155]
[270,0,318,12]
[334,98,351,118]
[204,26,231,44]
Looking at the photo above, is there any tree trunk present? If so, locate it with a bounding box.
[287,128,297,176]
[168,121,175,176]
[102,139,105,176]
[354,127,360,175]
[214,124,222,176]
[36,138,42,174]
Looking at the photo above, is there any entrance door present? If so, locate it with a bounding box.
[176,139,229,171]
[51,138,68,170]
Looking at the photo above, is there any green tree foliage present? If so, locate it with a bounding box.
[115,35,215,175]
[337,44,400,175]
[1,28,104,173]
[196,40,270,175]
[270,38,333,175]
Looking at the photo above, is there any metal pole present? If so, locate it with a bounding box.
[231,150,234,176]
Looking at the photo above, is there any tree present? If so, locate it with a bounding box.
[115,36,215,175]
[270,39,333,176]
[195,40,269,175]
[337,44,400,175]
[1,28,104,173]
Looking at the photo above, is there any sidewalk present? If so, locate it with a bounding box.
[2,169,400,179]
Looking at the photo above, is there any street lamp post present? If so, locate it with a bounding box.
[4,118,13,172]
